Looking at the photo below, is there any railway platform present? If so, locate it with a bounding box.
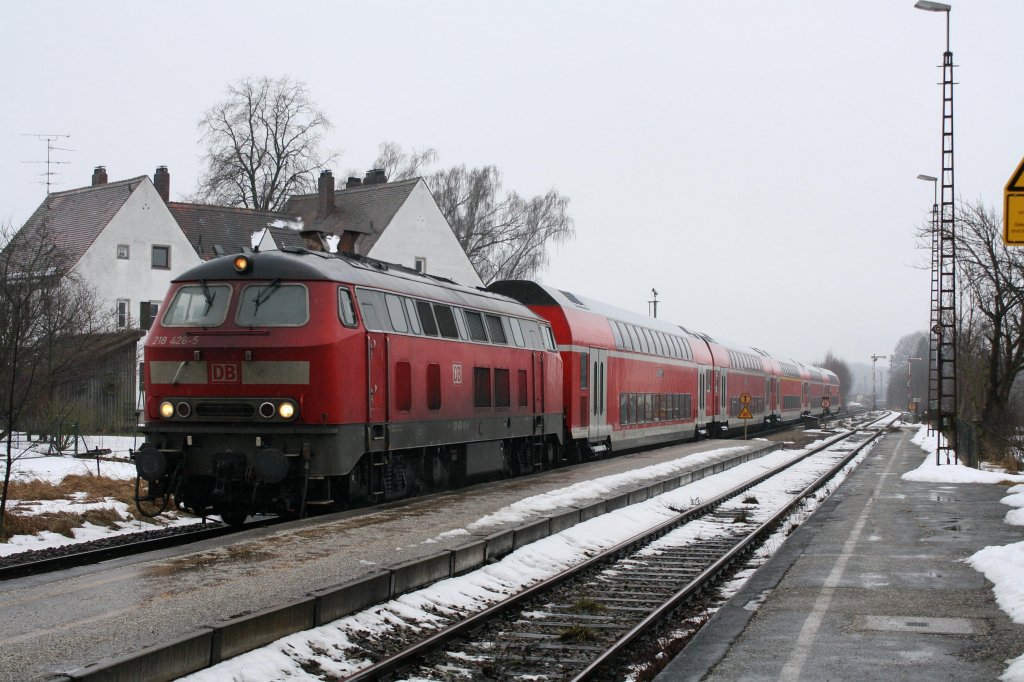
[656,426,1024,681]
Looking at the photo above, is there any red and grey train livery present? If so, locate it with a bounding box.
[134,248,564,524]
[486,282,840,456]
[134,248,840,524]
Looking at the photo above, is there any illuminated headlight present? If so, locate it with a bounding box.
[233,255,253,274]
[159,401,175,419]
[277,401,296,419]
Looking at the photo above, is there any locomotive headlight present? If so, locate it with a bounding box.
[233,255,253,274]
[159,401,175,419]
[277,401,296,419]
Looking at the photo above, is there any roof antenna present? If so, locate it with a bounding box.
[21,133,73,195]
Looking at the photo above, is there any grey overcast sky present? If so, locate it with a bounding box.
[1,1,1021,366]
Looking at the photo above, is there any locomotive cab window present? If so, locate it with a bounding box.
[162,284,232,327]
[338,288,358,327]
[236,283,309,326]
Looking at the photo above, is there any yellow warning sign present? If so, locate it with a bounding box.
[738,406,753,420]
[1004,156,1024,246]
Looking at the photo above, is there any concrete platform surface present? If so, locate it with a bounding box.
[656,426,1024,681]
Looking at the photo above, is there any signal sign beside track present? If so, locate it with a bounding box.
[1004,156,1024,246]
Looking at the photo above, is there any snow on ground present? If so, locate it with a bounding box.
[902,425,1024,682]
[181,420,895,682]
[1,435,198,556]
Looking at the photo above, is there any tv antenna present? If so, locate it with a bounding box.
[22,133,73,194]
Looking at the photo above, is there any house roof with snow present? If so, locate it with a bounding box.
[282,176,420,256]
[6,175,148,271]
[166,203,306,260]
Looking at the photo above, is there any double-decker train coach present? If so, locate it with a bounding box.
[134,248,563,524]
[487,281,841,454]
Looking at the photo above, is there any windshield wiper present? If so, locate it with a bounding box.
[252,278,281,315]
[199,279,215,315]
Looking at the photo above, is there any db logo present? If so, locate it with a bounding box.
[210,362,240,383]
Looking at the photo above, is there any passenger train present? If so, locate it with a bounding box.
[134,248,840,524]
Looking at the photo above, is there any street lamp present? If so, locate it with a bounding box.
[906,357,923,420]
[870,354,888,411]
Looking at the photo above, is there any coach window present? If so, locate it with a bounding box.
[433,304,460,339]
[485,315,507,344]
[338,289,358,327]
[403,298,422,335]
[509,317,525,347]
[620,394,628,425]
[416,300,439,336]
[609,321,624,350]
[465,311,489,342]
[474,367,491,407]
[427,363,442,410]
[385,294,409,333]
[580,352,589,390]
[637,328,651,354]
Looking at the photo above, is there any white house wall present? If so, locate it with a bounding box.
[367,181,483,288]
[75,180,201,326]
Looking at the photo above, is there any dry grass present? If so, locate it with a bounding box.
[1,473,149,542]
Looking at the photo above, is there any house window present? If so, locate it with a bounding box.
[116,299,129,328]
[151,245,170,269]
[414,257,426,273]
[117,244,130,260]
[139,301,159,330]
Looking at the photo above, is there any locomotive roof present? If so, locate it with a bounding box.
[172,248,541,321]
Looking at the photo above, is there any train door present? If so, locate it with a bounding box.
[707,368,717,419]
[587,348,607,440]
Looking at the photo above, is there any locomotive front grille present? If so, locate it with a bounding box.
[195,402,257,419]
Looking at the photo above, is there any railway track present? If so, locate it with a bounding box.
[340,412,895,681]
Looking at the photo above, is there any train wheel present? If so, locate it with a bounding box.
[218,504,249,527]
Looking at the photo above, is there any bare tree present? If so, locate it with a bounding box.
[373,140,438,182]
[949,200,1024,430]
[815,351,853,407]
[427,164,575,283]
[367,143,576,283]
[193,76,338,212]
[0,218,110,535]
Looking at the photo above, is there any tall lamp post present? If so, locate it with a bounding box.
[917,173,939,433]
[915,0,958,465]
[907,356,923,420]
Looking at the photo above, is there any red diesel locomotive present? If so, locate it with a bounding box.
[134,248,564,524]
[134,249,840,524]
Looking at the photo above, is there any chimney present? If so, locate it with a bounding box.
[318,170,335,218]
[153,166,170,202]
[363,168,388,185]
[346,176,362,188]
[91,166,108,186]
